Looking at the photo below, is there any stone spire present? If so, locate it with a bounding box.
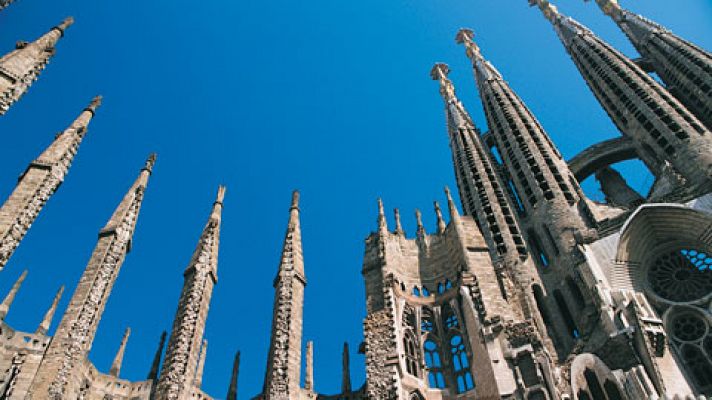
[0,17,74,115]
[341,342,351,394]
[194,340,208,388]
[530,0,712,191]
[226,351,240,400]
[455,30,592,256]
[0,96,101,272]
[263,190,306,400]
[415,209,425,242]
[27,154,154,400]
[304,341,314,392]
[588,0,712,129]
[155,186,225,400]
[36,285,64,335]
[0,269,27,320]
[147,331,167,381]
[393,208,404,235]
[431,62,527,263]
[434,201,446,234]
[377,198,388,235]
[109,327,131,378]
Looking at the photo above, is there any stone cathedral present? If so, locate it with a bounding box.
[0,0,711,398]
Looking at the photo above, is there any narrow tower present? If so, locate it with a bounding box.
[262,191,306,400]
[155,186,225,400]
[147,331,167,381]
[27,154,155,399]
[226,351,240,400]
[0,18,74,115]
[0,269,27,320]
[589,0,712,129]
[341,342,351,395]
[431,63,528,265]
[456,29,593,259]
[530,0,712,191]
[36,285,64,335]
[0,96,101,271]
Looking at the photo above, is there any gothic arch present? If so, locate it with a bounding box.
[570,353,627,400]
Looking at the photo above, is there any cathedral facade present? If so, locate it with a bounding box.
[0,0,711,399]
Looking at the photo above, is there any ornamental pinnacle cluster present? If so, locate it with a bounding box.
[1,0,711,399]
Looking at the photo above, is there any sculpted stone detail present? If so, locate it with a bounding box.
[0,352,25,398]
[364,309,398,400]
[505,321,541,349]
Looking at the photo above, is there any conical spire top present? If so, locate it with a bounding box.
[226,351,240,400]
[434,201,446,234]
[85,95,103,115]
[455,28,503,80]
[101,154,156,237]
[276,189,305,280]
[0,269,27,320]
[377,198,388,234]
[393,208,404,235]
[430,63,457,102]
[36,285,64,335]
[444,186,461,223]
[56,17,74,33]
[109,327,131,378]
[147,331,167,380]
[415,209,426,241]
[589,0,623,19]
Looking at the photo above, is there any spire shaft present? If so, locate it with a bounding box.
[304,341,314,392]
[147,331,167,381]
[36,285,64,335]
[194,339,208,388]
[263,190,306,399]
[531,0,712,191]
[109,327,131,378]
[393,208,404,235]
[434,201,446,234]
[342,342,351,394]
[432,62,527,263]
[27,155,154,400]
[0,18,74,115]
[590,0,712,129]
[0,97,101,271]
[226,351,240,400]
[0,269,27,320]
[156,186,224,400]
[377,198,387,235]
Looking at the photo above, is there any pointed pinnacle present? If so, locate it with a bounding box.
[109,327,131,377]
[0,270,27,320]
[589,0,622,18]
[226,351,240,400]
[430,63,457,102]
[211,185,226,221]
[147,331,167,380]
[529,0,561,23]
[394,208,404,235]
[290,189,300,211]
[85,95,103,115]
[36,285,64,335]
[415,209,425,237]
[305,341,314,391]
[434,201,446,234]
[377,198,387,233]
[342,342,352,394]
[444,186,461,222]
[143,153,157,174]
[57,17,75,32]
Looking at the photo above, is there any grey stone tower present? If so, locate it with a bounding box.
[262,191,306,400]
[155,186,225,400]
[0,18,73,115]
[0,96,101,271]
[530,0,712,192]
[26,154,154,400]
[589,0,712,130]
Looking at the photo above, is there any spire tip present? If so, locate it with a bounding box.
[430,63,450,80]
[291,190,300,210]
[215,185,227,205]
[143,153,157,173]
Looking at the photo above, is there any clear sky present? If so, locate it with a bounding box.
[0,0,710,398]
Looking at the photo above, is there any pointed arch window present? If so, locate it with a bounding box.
[403,330,420,376]
[442,303,459,329]
[450,335,475,393]
[424,339,445,389]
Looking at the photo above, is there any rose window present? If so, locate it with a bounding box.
[647,248,712,302]
[671,312,707,342]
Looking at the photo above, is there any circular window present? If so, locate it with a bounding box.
[647,248,712,302]
[671,312,707,342]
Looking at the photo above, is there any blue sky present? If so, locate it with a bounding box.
[0,0,710,398]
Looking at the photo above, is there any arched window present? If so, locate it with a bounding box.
[403,330,420,376]
[424,340,445,389]
[450,335,475,393]
[442,303,459,330]
[421,308,434,333]
[553,289,579,338]
[445,280,453,290]
[437,282,445,294]
[583,368,605,400]
[422,286,431,297]
[412,287,421,297]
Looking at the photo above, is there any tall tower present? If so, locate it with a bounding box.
[530,0,712,192]
[26,154,155,400]
[456,29,592,263]
[155,186,225,400]
[589,0,712,129]
[262,191,306,400]
[0,96,101,271]
[0,18,73,115]
[430,63,528,265]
